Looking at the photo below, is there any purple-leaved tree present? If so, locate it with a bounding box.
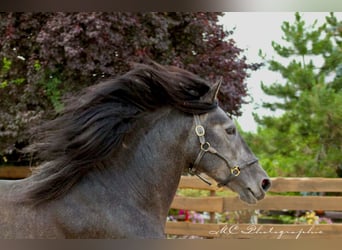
[0,12,261,164]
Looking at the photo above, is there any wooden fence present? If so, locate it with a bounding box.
[165,176,342,239]
[1,167,342,239]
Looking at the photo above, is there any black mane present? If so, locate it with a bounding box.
[22,62,217,204]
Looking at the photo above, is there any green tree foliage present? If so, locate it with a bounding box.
[0,12,260,164]
[245,13,342,177]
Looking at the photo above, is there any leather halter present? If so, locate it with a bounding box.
[189,114,259,186]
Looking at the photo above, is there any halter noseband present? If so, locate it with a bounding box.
[189,114,259,186]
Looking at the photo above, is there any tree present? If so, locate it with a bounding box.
[0,12,260,165]
[245,13,342,177]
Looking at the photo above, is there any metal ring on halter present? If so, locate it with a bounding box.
[200,142,210,151]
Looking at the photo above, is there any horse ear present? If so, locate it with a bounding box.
[201,78,222,103]
[213,77,222,101]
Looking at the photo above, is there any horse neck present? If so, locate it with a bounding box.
[77,108,193,224]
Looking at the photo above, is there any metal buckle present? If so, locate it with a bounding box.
[195,125,205,137]
[231,166,240,176]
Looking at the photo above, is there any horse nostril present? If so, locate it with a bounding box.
[261,178,271,191]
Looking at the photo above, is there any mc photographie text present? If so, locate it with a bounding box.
[209,224,323,239]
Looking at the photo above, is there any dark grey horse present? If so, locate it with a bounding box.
[0,63,271,238]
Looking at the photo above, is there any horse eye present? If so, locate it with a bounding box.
[225,127,236,135]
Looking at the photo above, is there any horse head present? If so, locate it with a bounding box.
[187,82,271,204]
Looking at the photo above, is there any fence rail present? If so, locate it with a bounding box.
[0,166,32,179]
[176,175,342,192]
[165,222,342,239]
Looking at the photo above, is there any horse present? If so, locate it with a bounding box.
[0,63,271,238]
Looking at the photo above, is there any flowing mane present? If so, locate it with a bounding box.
[21,63,218,204]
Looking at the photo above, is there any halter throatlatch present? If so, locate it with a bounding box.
[189,114,259,186]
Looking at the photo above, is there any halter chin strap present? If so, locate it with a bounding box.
[189,114,259,186]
